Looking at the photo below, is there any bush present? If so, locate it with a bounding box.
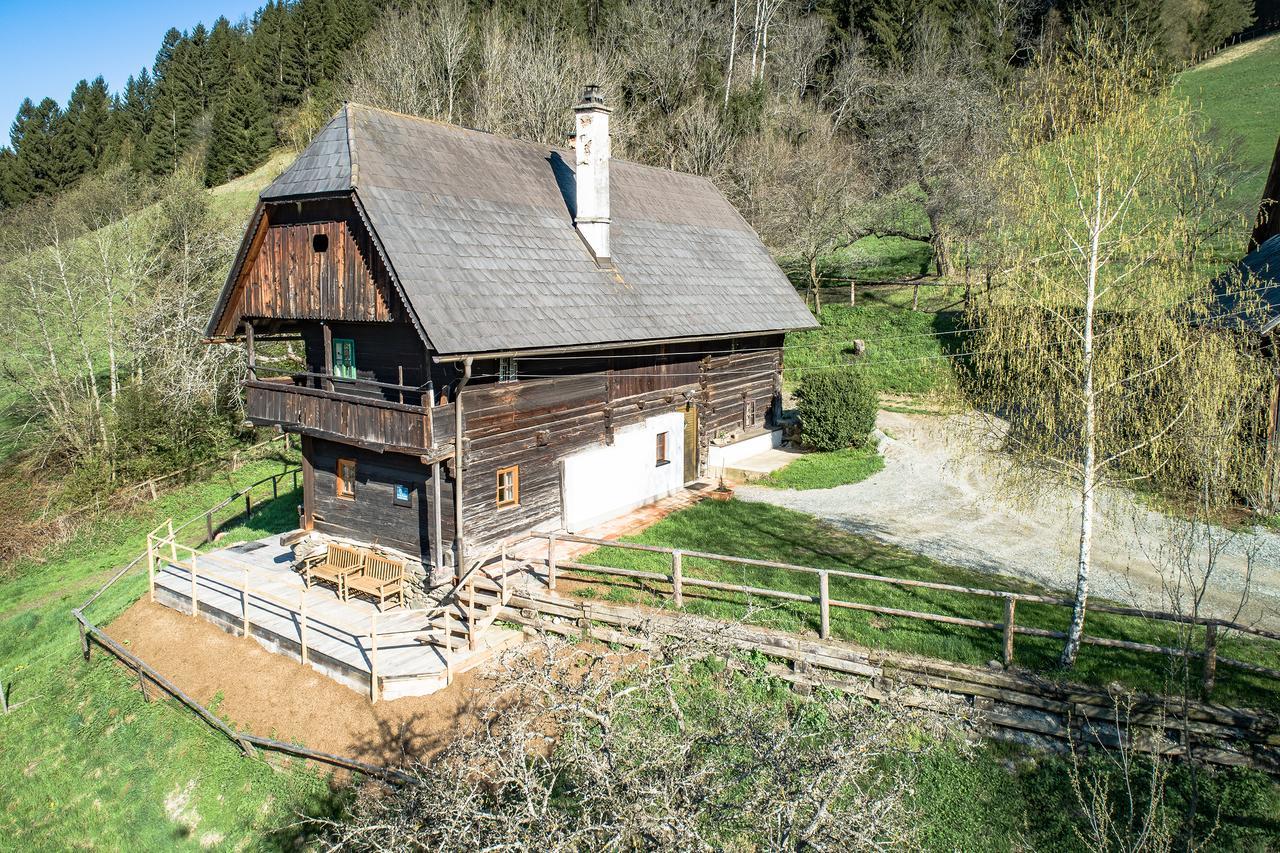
[796,370,878,451]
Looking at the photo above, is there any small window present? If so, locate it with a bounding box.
[393,482,413,507]
[496,465,519,507]
[498,357,518,383]
[336,458,357,499]
[655,431,669,466]
[333,338,356,380]
[312,233,329,252]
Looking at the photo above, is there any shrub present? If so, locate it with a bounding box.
[796,370,878,451]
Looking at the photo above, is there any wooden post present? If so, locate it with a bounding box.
[190,555,199,618]
[300,594,309,665]
[1202,623,1219,696]
[467,581,477,651]
[819,571,830,640]
[167,519,177,562]
[1,680,8,714]
[547,533,558,591]
[672,550,684,608]
[242,570,251,638]
[445,619,454,685]
[78,619,90,661]
[147,535,156,603]
[369,614,379,703]
[322,321,334,392]
[272,476,278,500]
[245,320,256,380]
[245,492,252,519]
[398,365,404,405]
[1002,597,1017,667]
[205,511,213,545]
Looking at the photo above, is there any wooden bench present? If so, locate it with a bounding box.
[303,543,365,600]
[345,552,407,611]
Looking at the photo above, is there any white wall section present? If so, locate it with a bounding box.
[562,411,685,531]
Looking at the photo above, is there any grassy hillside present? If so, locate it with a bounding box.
[0,451,338,849]
[1176,33,1280,213]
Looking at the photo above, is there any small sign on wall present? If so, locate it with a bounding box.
[394,482,413,507]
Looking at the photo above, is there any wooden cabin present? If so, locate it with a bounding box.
[207,92,816,587]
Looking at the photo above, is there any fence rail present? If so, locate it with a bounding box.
[533,532,1280,696]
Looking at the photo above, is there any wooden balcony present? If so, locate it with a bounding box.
[245,376,454,457]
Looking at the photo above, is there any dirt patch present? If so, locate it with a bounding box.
[106,599,492,767]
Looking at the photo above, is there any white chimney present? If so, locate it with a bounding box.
[573,85,611,264]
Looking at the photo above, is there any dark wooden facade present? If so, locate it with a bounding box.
[227,197,787,573]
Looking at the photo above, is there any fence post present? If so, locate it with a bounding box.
[1002,597,1017,667]
[272,477,278,500]
[672,550,684,608]
[369,614,379,704]
[205,511,214,545]
[547,534,558,591]
[78,617,90,661]
[299,594,309,665]
[243,570,251,639]
[1202,623,1219,696]
[167,519,177,562]
[245,492,252,519]
[147,535,156,603]
[819,571,830,640]
[467,581,477,651]
[190,554,199,618]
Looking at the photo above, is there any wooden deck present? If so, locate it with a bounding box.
[152,534,522,700]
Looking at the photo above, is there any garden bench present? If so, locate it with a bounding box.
[303,543,365,600]
[345,552,407,610]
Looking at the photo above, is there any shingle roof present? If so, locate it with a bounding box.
[1211,234,1280,337]
[254,103,815,355]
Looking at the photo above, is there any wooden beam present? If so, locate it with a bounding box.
[322,322,333,392]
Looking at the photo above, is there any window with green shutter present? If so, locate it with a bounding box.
[333,338,357,380]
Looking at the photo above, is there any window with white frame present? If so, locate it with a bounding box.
[498,357,518,383]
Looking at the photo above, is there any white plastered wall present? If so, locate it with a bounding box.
[561,411,685,531]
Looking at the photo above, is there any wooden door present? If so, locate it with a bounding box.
[683,404,699,483]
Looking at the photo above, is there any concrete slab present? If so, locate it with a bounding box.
[723,446,806,482]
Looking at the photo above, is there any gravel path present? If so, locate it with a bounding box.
[737,411,1280,630]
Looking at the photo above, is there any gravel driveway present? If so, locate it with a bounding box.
[737,411,1280,630]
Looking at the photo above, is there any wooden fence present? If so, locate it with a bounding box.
[498,589,1280,773]
[532,532,1280,697]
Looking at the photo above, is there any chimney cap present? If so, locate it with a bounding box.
[575,84,609,111]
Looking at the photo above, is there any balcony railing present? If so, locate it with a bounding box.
[245,375,454,456]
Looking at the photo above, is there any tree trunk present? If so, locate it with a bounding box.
[1061,204,1103,669]
[809,257,822,317]
[724,0,739,107]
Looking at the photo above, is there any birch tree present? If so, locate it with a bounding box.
[966,32,1266,667]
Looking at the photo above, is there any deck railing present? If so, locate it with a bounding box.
[531,532,1280,697]
[244,376,454,455]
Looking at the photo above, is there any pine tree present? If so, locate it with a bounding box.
[61,77,113,180]
[865,0,912,68]
[0,147,17,209]
[251,1,304,111]
[294,0,339,89]
[146,31,202,175]
[205,72,274,186]
[207,16,249,107]
[8,97,65,201]
[120,69,157,172]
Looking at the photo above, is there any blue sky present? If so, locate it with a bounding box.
[0,0,263,131]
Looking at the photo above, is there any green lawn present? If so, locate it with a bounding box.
[1176,34,1280,214]
[758,445,885,490]
[784,299,962,396]
[0,451,340,850]
[571,499,1280,710]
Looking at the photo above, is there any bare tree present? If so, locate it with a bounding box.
[312,628,967,851]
